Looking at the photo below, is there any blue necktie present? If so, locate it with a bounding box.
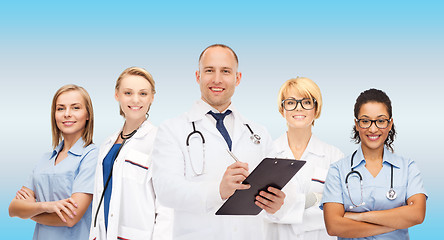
[208,110,232,150]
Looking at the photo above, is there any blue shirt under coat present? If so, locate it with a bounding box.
[320,146,427,240]
[25,138,98,240]
[102,143,121,230]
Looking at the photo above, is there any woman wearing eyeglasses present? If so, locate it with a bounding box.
[266,77,344,240]
[321,88,427,239]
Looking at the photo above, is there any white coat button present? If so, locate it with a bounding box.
[110,213,113,217]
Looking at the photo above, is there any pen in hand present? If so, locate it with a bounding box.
[226,149,240,162]
[220,149,250,200]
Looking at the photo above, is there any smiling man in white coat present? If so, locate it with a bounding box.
[152,44,286,239]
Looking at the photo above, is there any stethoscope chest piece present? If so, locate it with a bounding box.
[250,133,261,144]
[348,150,398,205]
[386,188,397,200]
[245,124,261,144]
[386,162,396,200]
[186,121,262,176]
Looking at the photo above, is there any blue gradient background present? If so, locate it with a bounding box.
[1,1,442,238]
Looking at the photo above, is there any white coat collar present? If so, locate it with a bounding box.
[185,100,252,145]
[274,133,291,156]
[274,132,326,158]
[304,134,326,157]
[186,99,246,123]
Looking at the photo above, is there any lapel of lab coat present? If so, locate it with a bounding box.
[186,101,234,142]
[274,133,293,158]
[274,133,326,160]
[96,120,153,187]
[99,130,120,164]
[229,106,250,149]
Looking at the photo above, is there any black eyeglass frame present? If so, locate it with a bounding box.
[356,118,392,129]
[281,98,317,111]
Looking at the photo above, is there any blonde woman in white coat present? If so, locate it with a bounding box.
[266,77,344,240]
[89,67,172,240]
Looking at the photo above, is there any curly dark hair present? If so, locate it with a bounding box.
[352,88,396,152]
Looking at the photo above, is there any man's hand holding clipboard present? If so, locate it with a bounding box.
[217,151,306,215]
[218,150,293,215]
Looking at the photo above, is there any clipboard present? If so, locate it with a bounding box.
[216,158,306,215]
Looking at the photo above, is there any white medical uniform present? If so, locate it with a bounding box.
[152,100,274,240]
[266,133,344,240]
[89,120,172,240]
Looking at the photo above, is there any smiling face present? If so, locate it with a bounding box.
[355,101,393,152]
[196,46,241,112]
[54,90,89,140]
[282,93,316,130]
[115,74,154,121]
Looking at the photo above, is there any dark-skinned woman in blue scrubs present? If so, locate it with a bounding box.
[321,88,427,239]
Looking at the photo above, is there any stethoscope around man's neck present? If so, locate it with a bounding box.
[186,121,261,176]
[345,150,397,210]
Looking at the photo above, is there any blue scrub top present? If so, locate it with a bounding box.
[320,146,427,240]
[25,138,98,240]
[102,143,121,230]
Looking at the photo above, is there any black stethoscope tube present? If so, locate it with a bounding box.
[186,122,205,146]
[185,122,259,147]
[93,130,137,228]
[185,122,260,176]
[348,150,394,185]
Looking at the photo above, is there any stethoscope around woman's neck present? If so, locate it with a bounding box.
[345,150,397,210]
[93,129,137,227]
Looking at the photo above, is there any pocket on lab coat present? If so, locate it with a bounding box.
[118,225,152,240]
[310,167,328,193]
[122,150,150,184]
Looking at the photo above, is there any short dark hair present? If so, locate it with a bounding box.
[198,44,239,65]
[352,88,396,152]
